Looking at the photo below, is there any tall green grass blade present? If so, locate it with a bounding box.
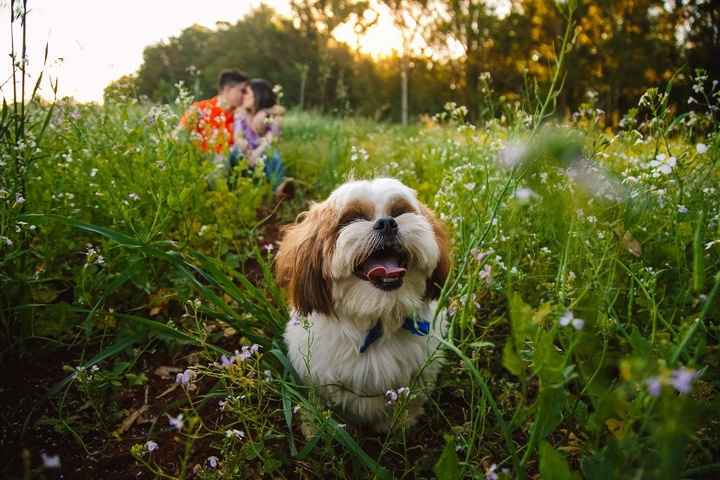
[47,336,139,397]
[111,311,225,353]
[435,335,518,472]
[693,209,706,293]
[270,346,390,479]
[271,344,298,455]
[21,213,272,345]
[82,259,143,335]
[434,435,462,480]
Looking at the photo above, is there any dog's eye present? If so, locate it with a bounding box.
[338,211,369,229]
[389,203,415,218]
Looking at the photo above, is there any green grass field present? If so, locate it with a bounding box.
[2,79,719,479]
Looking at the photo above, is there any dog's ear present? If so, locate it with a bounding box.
[420,204,451,300]
[275,202,336,316]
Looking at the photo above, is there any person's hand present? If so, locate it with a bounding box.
[252,111,270,135]
[234,108,249,122]
[269,104,286,116]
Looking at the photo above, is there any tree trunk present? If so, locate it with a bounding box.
[466,56,480,121]
[401,56,409,125]
[299,65,308,110]
[400,50,410,125]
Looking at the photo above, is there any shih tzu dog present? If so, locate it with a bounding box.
[276,178,450,431]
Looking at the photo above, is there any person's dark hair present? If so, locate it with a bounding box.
[217,69,249,90]
[248,79,277,112]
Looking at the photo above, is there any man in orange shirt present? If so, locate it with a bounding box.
[179,69,249,155]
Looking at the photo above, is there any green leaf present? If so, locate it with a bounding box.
[534,331,564,385]
[112,311,226,354]
[242,440,264,460]
[580,444,620,480]
[502,339,524,376]
[692,208,706,293]
[271,373,390,479]
[536,386,566,438]
[540,441,577,480]
[48,336,139,397]
[323,417,391,480]
[469,340,495,350]
[125,373,149,386]
[263,455,282,474]
[434,434,461,480]
[436,336,518,471]
[509,292,535,347]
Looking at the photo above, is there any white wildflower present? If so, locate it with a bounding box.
[515,187,538,203]
[167,413,184,431]
[225,429,245,440]
[498,142,527,168]
[175,369,194,386]
[479,264,493,285]
[705,240,719,251]
[559,311,584,330]
[41,453,61,469]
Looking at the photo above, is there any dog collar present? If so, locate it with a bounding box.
[359,315,430,353]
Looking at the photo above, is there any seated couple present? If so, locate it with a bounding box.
[179,69,287,193]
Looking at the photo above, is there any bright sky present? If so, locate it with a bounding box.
[0,0,292,102]
[0,0,414,103]
[334,4,405,58]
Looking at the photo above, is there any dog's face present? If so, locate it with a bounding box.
[276,178,449,328]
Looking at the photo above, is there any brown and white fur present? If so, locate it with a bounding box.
[276,178,450,431]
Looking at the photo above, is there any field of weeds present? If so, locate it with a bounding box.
[2,72,720,479]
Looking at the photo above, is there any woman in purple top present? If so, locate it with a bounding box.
[232,79,285,189]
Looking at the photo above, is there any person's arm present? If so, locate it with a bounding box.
[249,114,282,164]
[268,104,286,117]
[232,112,253,164]
[268,112,282,137]
[251,110,269,136]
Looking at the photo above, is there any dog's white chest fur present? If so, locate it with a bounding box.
[284,304,445,427]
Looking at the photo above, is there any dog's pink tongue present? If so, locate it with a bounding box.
[365,257,406,280]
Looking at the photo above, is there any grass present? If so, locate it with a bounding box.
[0,84,720,478]
[2,56,720,480]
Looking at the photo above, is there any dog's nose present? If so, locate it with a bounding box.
[373,217,398,235]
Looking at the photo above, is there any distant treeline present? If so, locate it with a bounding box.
[105,1,719,123]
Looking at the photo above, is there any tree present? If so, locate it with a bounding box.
[380,0,433,124]
[427,0,505,119]
[103,74,139,103]
[290,0,375,111]
[683,0,720,82]
[290,0,372,38]
[121,0,709,122]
